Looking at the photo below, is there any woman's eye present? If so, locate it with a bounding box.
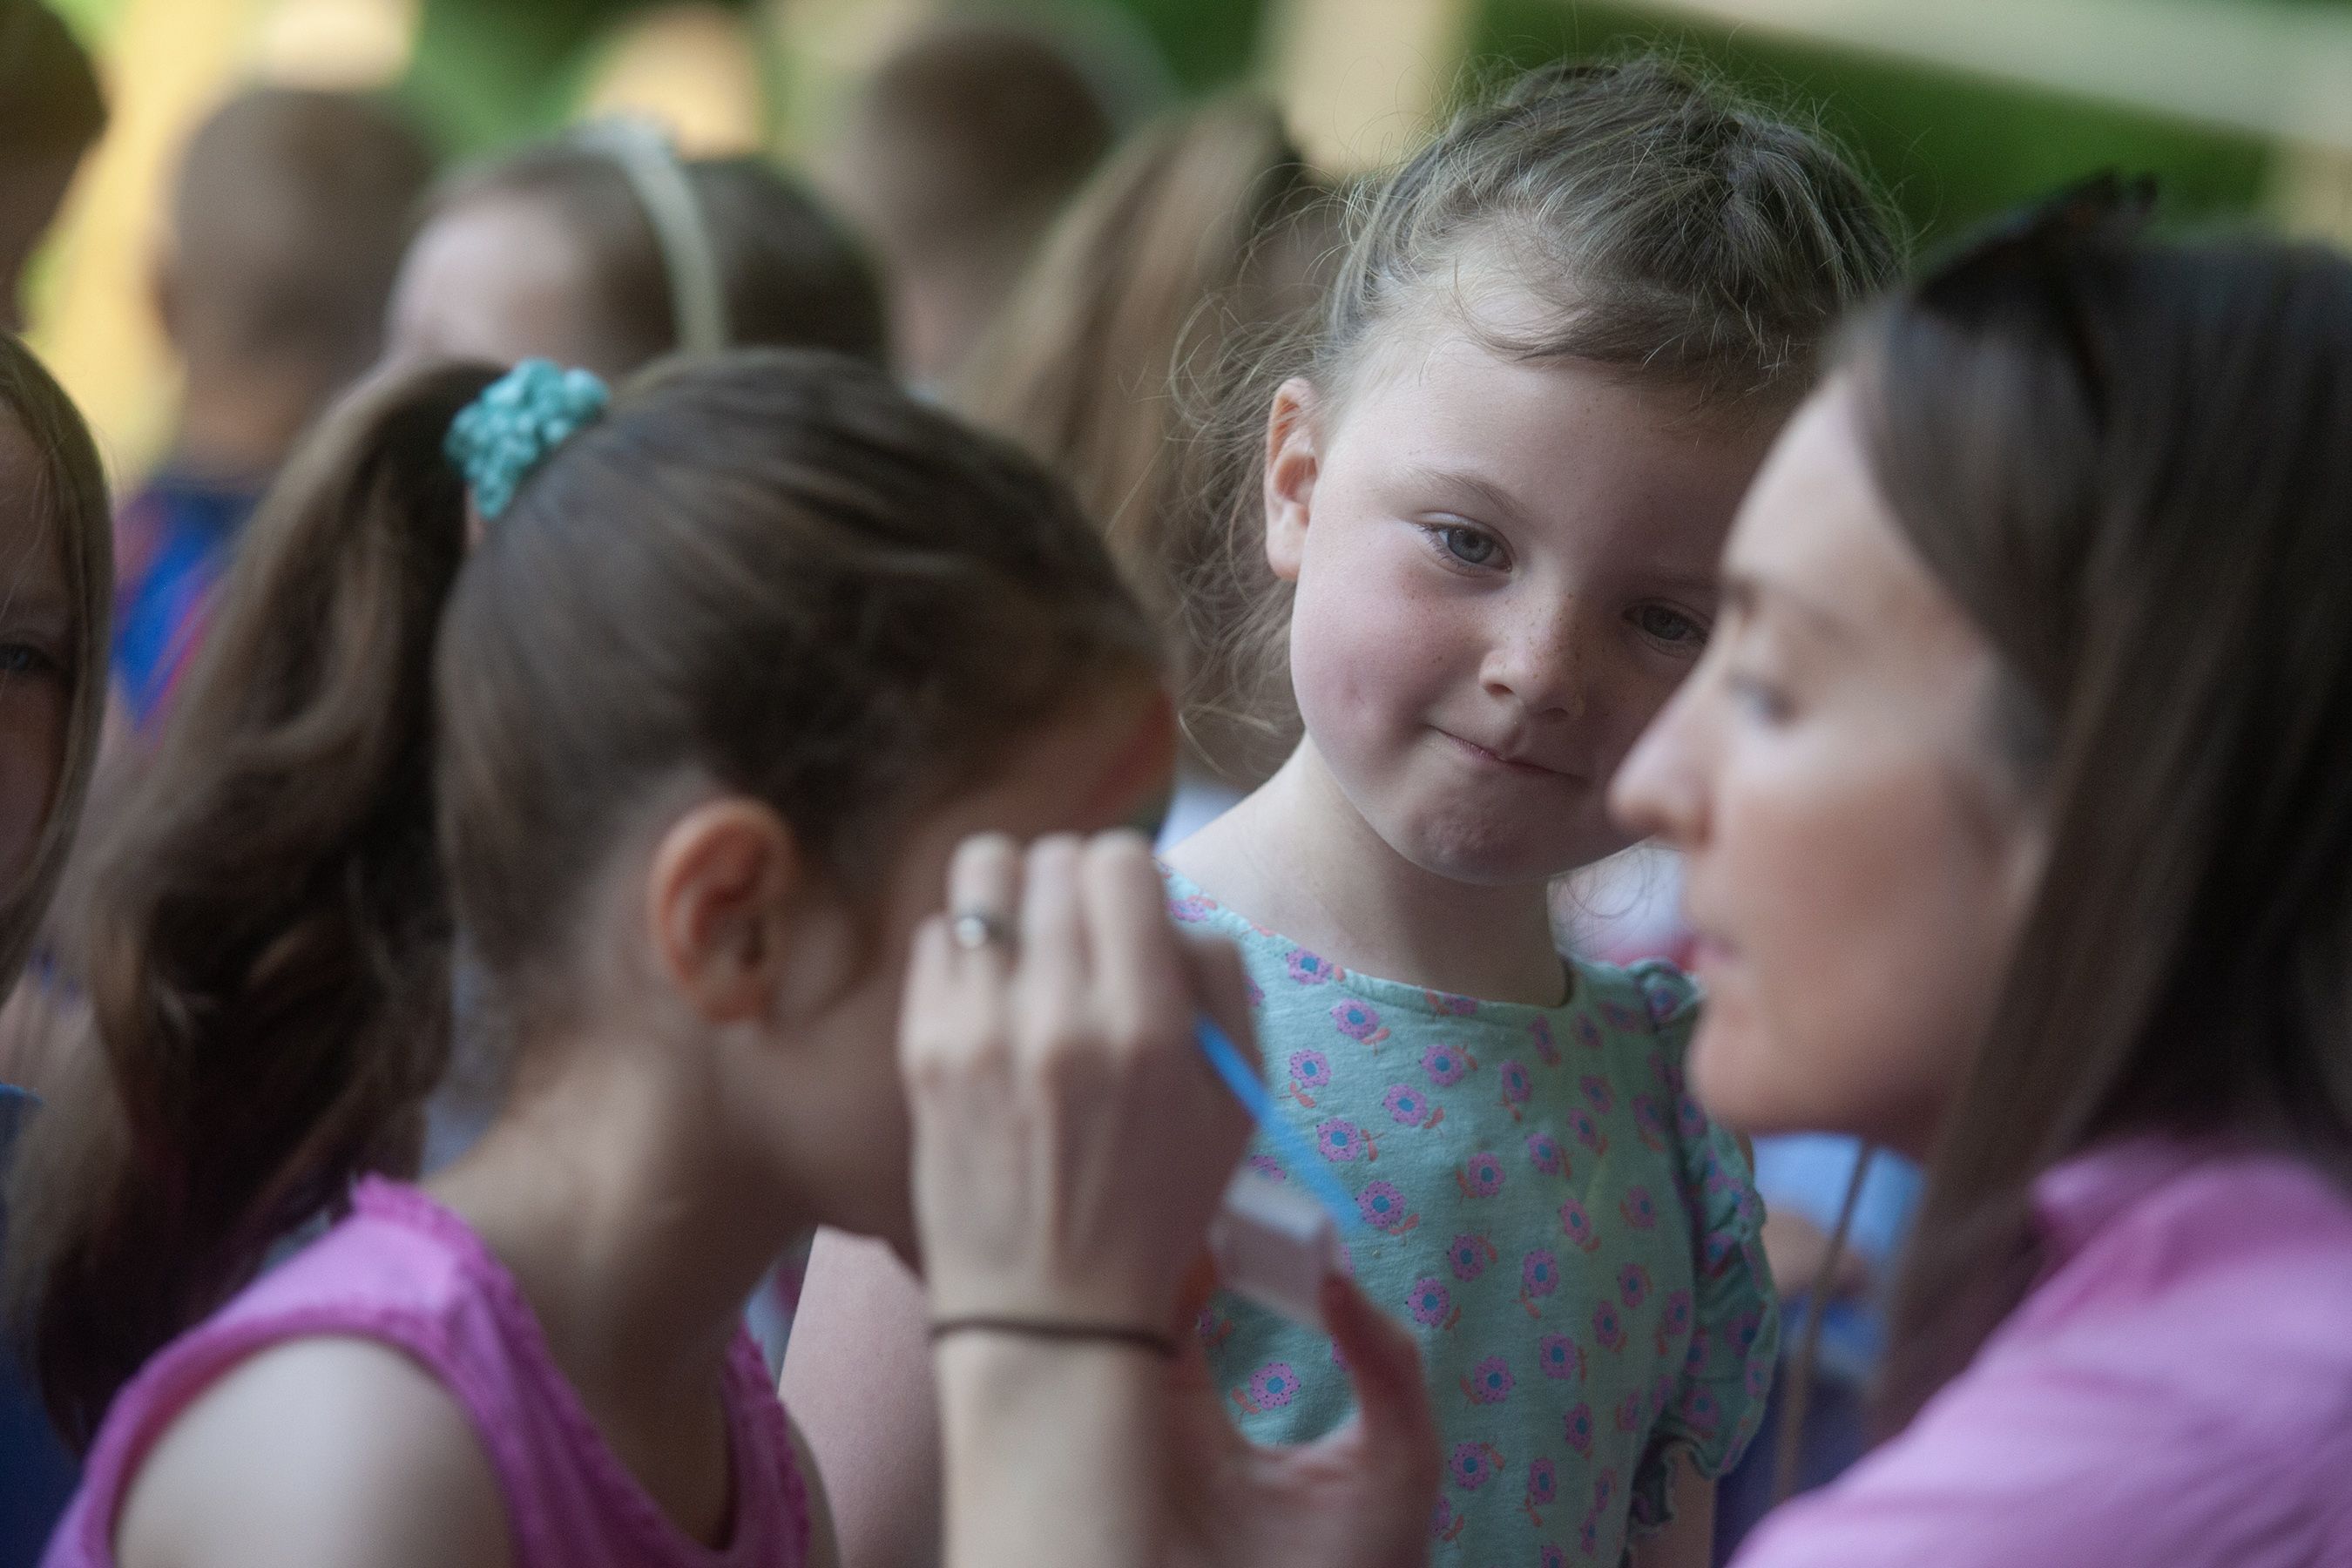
[0,644,59,678]
[1429,525,1503,569]
[1632,603,1708,650]
[1726,671,1793,725]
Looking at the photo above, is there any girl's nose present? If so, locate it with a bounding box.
[1480,604,1587,721]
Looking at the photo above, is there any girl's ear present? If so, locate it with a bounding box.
[646,799,829,1025]
[1264,377,1321,584]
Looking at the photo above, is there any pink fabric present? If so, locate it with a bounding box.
[43,1178,812,1568]
[1734,1139,2352,1567]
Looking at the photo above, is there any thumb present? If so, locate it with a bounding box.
[1321,1273,1440,1480]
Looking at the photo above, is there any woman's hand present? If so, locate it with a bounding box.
[1166,1274,1441,1568]
[901,829,1254,1332]
[901,828,1440,1568]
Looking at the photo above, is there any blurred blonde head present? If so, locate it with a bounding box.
[958,98,1335,788]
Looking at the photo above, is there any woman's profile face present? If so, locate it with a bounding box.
[0,410,74,894]
[1611,378,2045,1158]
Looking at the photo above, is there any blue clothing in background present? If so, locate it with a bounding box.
[0,1086,77,1566]
[1750,1135,1922,1382]
[112,471,261,730]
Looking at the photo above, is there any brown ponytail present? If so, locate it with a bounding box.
[4,361,496,1445]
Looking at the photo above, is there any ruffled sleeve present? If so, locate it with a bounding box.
[1625,959,1780,1533]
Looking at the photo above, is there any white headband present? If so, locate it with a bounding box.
[570,118,729,356]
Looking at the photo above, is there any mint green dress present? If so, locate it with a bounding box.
[1168,871,1776,1567]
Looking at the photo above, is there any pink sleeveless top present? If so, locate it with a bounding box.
[43,1178,812,1568]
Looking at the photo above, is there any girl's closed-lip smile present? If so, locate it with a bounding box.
[1436,728,1579,780]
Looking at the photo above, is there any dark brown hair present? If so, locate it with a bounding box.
[956,96,1335,787]
[1207,55,1903,765]
[433,142,887,371]
[0,1,105,162]
[1853,225,2352,1428]
[0,334,109,994]
[167,86,435,377]
[6,349,1156,1444]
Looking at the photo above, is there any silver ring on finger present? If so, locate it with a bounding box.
[950,909,1016,954]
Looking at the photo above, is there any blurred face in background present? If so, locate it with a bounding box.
[383,193,628,378]
[1611,381,2045,1158]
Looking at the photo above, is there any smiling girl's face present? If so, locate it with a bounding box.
[1266,287,1772,886]
[1612,381,2046,1156]
[0,411,73,895]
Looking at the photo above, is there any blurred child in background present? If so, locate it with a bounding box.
[387,132,886,379]
[956,96,1336,836]
[113,87,433,733]
[0,1,105,336]
[822,20,1115,388]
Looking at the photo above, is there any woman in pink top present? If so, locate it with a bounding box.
[1613,178,2352,1565]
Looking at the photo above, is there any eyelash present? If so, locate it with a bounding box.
[1630,603,1708,652]
[1417,522,1508,573]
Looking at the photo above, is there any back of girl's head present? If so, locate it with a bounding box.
[7,349,1152,1442]
[431,139,886,370]
[1320,55,1901,410]
[1846,217,2352,1429]
[440,353,1157,997]
[0,334,108,996]
[957,96,1335,787]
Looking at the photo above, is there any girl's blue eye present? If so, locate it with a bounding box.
[1431,525,1501,568]
[1632,603,1708,650]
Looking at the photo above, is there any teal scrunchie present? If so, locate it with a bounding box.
[444,359,611,520]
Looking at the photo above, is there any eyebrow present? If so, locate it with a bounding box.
[1720,570,1850,644]
[1396,464,1531,528]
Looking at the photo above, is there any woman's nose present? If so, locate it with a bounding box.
[1610,682,1707,848]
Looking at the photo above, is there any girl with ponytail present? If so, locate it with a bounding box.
[9,348,1436,1568]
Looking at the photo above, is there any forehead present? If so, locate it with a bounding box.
[1727,381,1990,673]
[1329,287,1774,562]
[389,195,612,371]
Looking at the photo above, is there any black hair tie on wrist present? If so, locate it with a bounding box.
[929,1315,1179,1360]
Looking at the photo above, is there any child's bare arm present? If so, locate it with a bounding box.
[114,1337,509,1568]
[781,1230,943,1568]
[1629,1456,1715,1568]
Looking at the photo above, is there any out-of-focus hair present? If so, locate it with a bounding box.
[958,97,1335,787]
[0,2,105,162]
[430,141,887,370]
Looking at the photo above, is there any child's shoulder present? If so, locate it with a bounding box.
[1569,953,1701,1039]
[55,1183,510,1568]
[103,1335,506,1568]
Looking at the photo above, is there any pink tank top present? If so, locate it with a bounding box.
[44,1178,812,1568]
